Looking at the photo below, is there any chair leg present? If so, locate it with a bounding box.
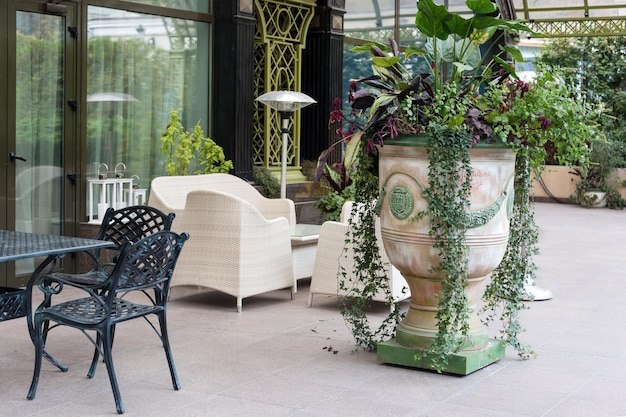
[87,332,102,378]
[307,292,314,307]
[88,324,116,378]
[157,311,180,390]
[236,297,242,313]
[27,319,46,400]
[101,328,125,414]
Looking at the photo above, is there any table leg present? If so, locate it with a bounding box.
[25,255,68,372]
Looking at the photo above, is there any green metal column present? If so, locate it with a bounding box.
[253,0,316,182]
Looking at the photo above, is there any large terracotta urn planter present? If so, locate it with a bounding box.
[375,135,515,374]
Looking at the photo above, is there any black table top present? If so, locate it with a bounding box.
[0,230,114,262]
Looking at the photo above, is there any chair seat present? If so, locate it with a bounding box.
[45,297,161,325]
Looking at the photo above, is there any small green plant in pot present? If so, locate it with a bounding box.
[321,0,598,373]
[571,140,625,209]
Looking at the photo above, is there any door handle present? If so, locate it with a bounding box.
[9,152,27,162]
[67,172,77,185]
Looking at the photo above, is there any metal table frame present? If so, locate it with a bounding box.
[0,230,114,369]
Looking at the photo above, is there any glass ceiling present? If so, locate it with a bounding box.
[514,0,626,20]
[513,0,626,36]
[344,0,626,39]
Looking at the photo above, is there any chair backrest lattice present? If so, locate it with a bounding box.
[88,205,175,271]
[98,205,175,247]
[110,231,189,300]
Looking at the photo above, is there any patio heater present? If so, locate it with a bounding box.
[256,91,316,199]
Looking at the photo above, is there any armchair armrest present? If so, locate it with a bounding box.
[255,198,296,225]
[31,272,109,313]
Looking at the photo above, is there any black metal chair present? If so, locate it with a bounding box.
[27,230,190,414]
[53,205,175,287]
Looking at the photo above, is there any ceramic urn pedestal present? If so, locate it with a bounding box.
[376,136,515,375]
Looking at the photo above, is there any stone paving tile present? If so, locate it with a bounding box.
[1,202,625,416]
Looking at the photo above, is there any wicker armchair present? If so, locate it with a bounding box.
[171,190,295,312]
[148,173,296,228]
[307,202,408,309]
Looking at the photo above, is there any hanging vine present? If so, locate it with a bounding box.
[414,124,474,370]
[482,148,537,358]
[338,142,402,351]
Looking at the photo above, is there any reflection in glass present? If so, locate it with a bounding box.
[124,0,210,13]
[86,7,210,204]
[15,12,65,273]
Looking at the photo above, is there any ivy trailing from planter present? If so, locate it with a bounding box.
[338,139,402,351]
[481,149,536,358]
[415,124,474,369]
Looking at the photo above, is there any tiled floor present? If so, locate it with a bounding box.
[1,202,626,416]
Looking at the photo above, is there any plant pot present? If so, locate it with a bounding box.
[375,135,515,374]
[582,190,607,208]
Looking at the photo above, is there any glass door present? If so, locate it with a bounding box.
[1,0,78,287]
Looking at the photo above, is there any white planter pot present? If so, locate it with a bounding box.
[583,190,607,208]
[376,135,515,374]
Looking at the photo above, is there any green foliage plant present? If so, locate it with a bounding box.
[314,106,361,221]
[538,37,626,168]
[480,67,600,356]
[253,166,281,199]
[314,184,355,222]
[538,38,626,209]
[570,140,626,209]
[321,0,599,371]
[160,110,233,176]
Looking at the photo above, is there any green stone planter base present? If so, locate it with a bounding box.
[377,338,505,375]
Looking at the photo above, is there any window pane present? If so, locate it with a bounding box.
[86,6,210,217]
[15,11,65,274]
[122,0,210,13]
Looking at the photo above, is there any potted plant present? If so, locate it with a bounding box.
[160,110,234,176]
[320,0,598,373]
[571,140,625,209]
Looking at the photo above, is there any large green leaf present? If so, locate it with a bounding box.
[351,42,387,54]
[427,36,481,69]
[466,0,497,15]
[343,131,362,173]
[426,37,455,63]
[404,45,427,59]
[444,13,472,38]
[501,44,525,63]
[469,26,497,45]
[415,0,451,40]
[372,55,400,68]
